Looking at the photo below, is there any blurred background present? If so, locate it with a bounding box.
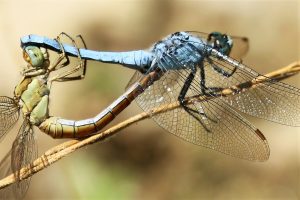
[0,0,299,199]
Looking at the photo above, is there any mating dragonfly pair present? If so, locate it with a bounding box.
[0,31,299,199]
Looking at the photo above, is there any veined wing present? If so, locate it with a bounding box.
[0,96,20,141]
[188,31,249,60]
[10,119,37,199]
[131,67,270,161]
[126,70,144,90]
[205,49,300,126]
[0,150,14,199]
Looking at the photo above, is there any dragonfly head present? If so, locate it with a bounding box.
[207,32,233,56]
[23,46,49,68]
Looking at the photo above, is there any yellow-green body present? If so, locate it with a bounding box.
[14,76,50,125]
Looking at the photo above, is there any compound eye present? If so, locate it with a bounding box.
[23,46,44,68]
[210,37,220,48]
[23,51,31,64]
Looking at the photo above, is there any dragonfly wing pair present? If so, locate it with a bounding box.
[0,97,37,199]
[128,32,299,161]
[130,68,270,161]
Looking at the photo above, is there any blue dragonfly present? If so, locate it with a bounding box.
[20,31,300,162]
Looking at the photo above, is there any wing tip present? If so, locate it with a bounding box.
[255,129,267,141]
[242,37,249,42]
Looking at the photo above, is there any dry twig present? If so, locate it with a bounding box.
[0,61,299,189]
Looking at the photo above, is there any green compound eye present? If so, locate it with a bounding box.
[23,46,44,68]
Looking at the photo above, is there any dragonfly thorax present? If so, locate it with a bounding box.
[14,77,50,125]
[150,32,209,71]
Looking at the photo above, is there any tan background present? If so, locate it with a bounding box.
[0,0,299,199]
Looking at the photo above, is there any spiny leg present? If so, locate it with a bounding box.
[199,57,237,95]
[54,33,87,81]
[184,43,224,96]
[199,62,224,96]
[50,33,87,82]
[159,50,216,127]
[47,33,71,73]
[22,68,47,77]
[178,66,212,132]
[207,57,237,78]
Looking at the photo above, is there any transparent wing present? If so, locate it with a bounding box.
[229,35,249,60]
[188,31,249,59]
[204,53,300,126]
[125,31,297,160]
[0,96,20,141]
[0,150,15,199]
[125,70,144,90]
[10,119,37,199]
[134,69,270,161]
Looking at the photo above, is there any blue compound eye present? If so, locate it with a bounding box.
[208,32,232,56]
[23,46,44,68]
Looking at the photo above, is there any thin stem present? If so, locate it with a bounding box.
[0,61,299,189]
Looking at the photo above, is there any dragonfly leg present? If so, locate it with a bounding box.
[49,33,87,82]
[207,57,237,78]
[200,65,223,96]
[22,68,47,77]
[199,62,223,96]
[178,66,212,132]
[186,42,223,95]
[47,34,71,73]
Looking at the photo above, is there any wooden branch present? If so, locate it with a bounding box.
[0,61,299,189]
